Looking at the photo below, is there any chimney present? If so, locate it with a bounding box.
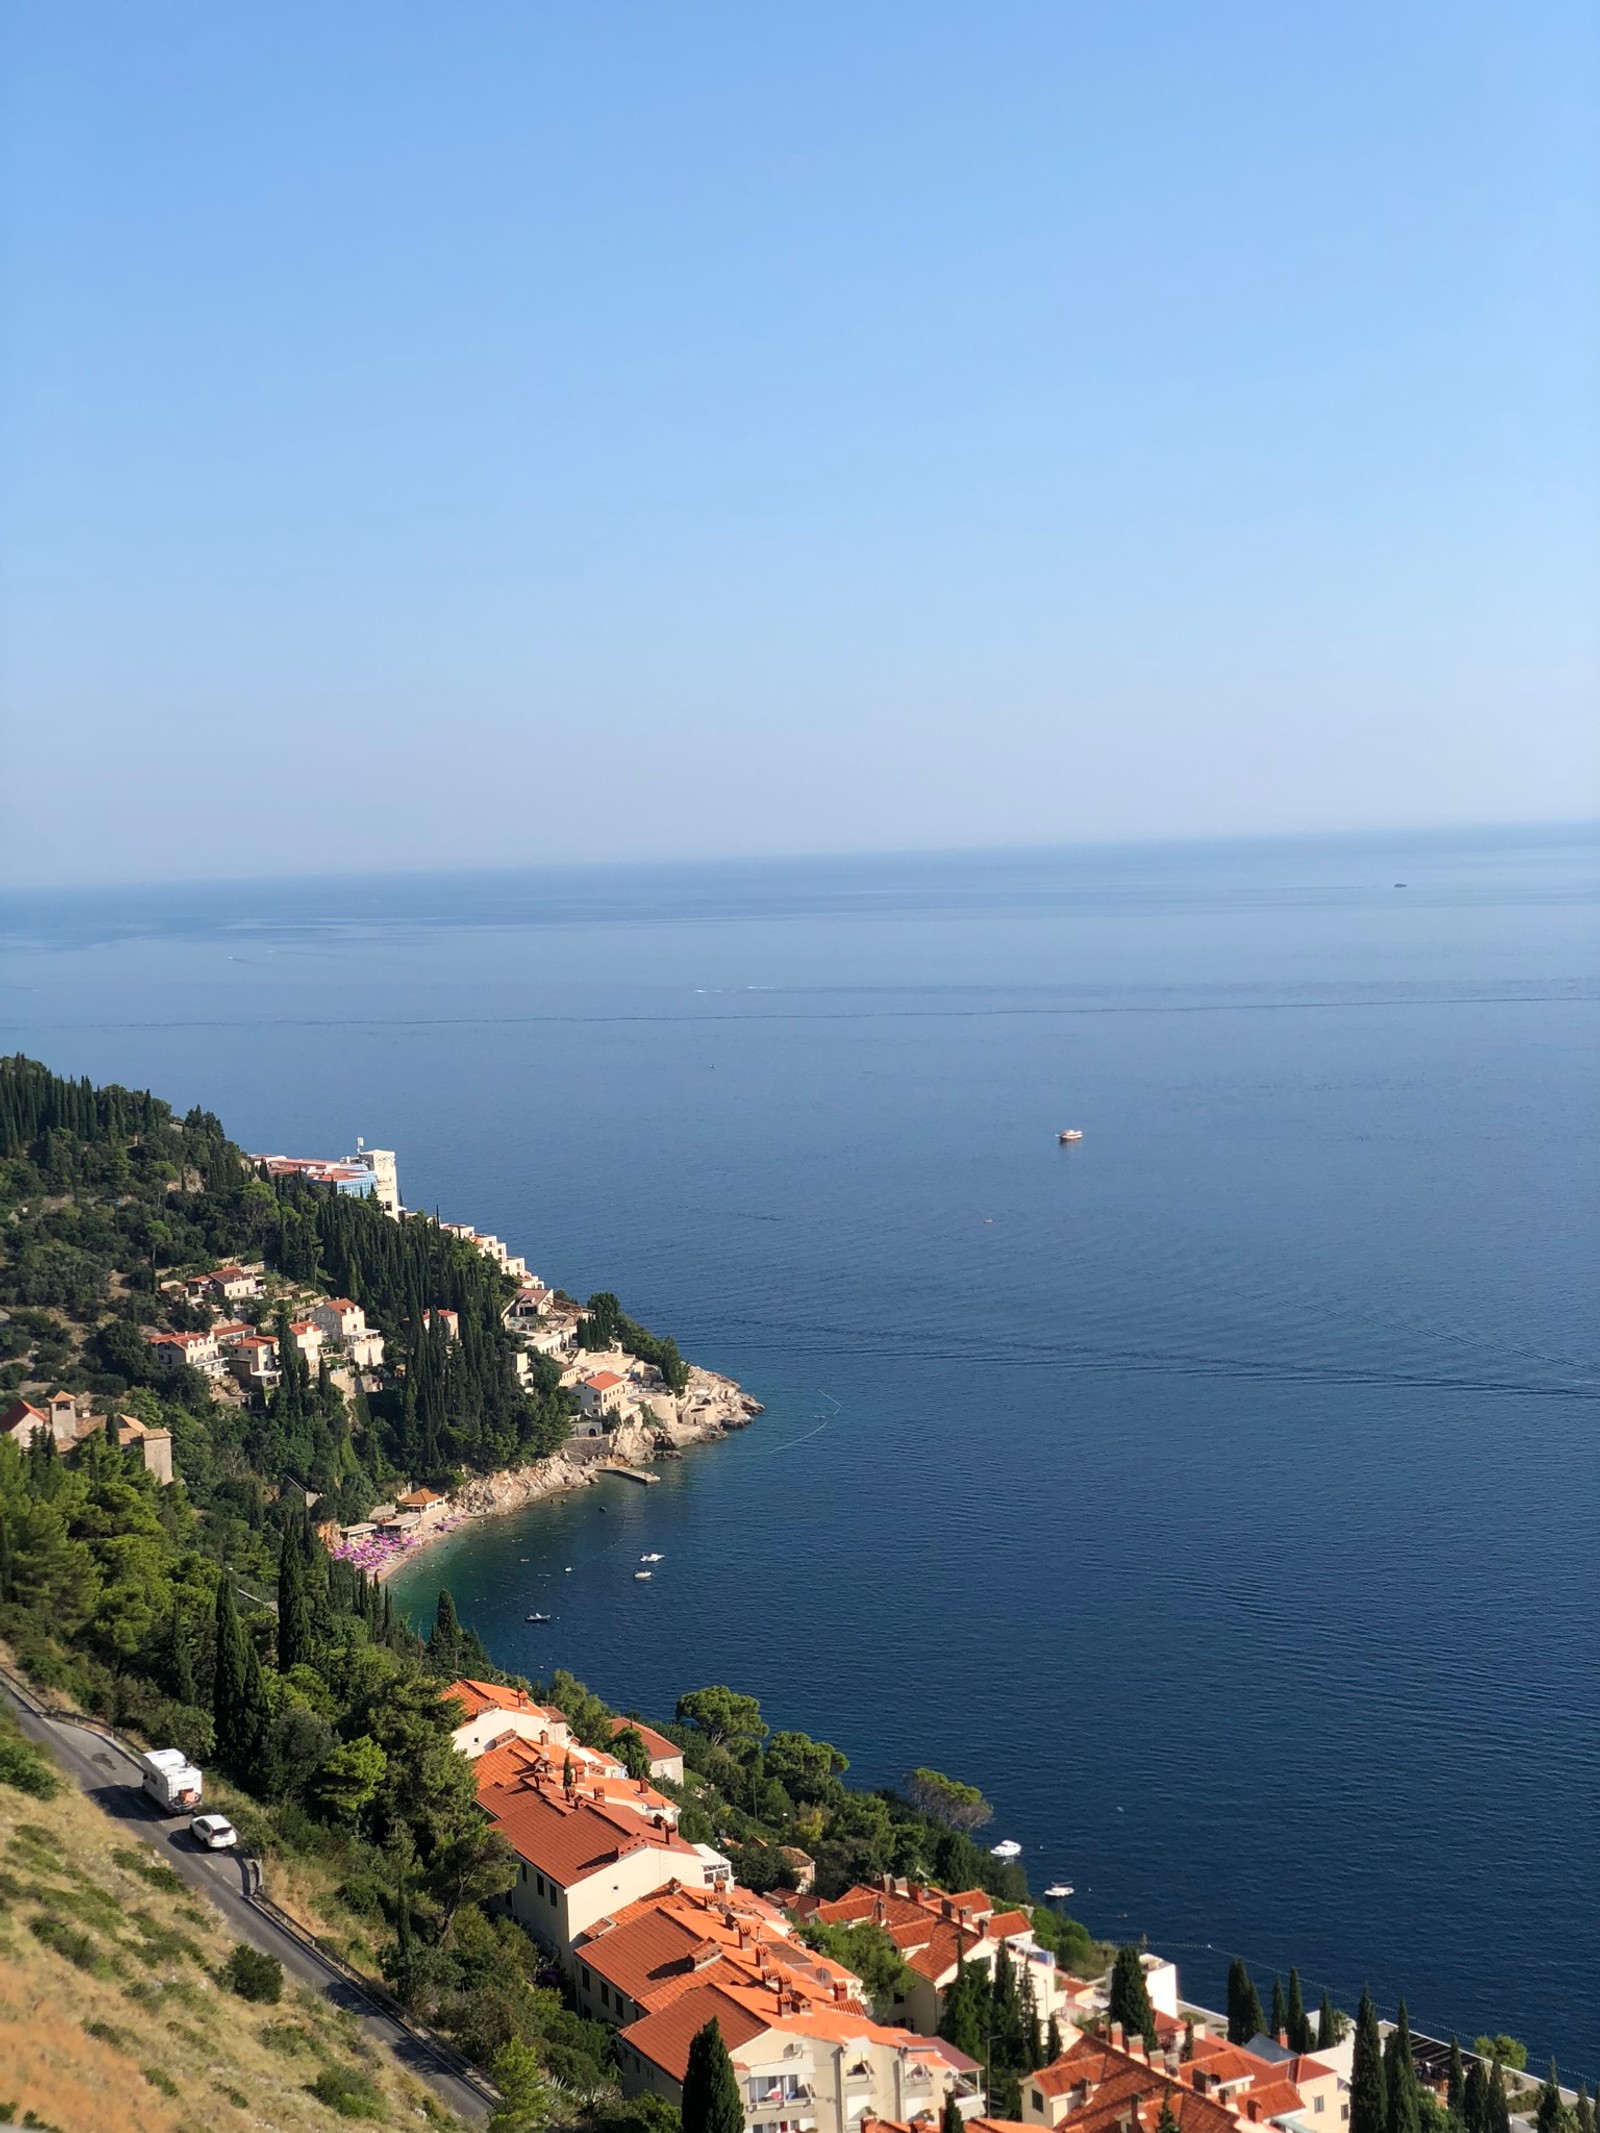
[1110,2023,1126,2051]
[1277,2033,1289,2051]
[1246,2103,1260,2123]
[1129,2037,1147,2064]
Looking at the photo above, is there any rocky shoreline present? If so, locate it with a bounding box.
[374,1365,762,1581]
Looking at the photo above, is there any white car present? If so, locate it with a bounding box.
[191,1813,238,1851]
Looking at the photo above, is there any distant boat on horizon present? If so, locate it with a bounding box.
[1058,1128,1083,1144]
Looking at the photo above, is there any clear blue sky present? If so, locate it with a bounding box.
[2,2,1595,884]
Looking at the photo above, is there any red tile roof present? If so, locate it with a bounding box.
[477,1770,696,1888]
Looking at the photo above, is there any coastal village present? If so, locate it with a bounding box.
[436,1672,1366,2133]
[2,1135,760,1579]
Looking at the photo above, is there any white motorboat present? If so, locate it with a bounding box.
[990,1838,1023,1859]
[1058,1128,1083,1143]
[1044,1883,1075,1898]
[640,1553,664,1563]
[633,1570,652,1581]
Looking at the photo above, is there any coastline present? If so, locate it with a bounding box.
[368,1365,762,1584]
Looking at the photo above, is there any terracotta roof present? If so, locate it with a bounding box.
[444,1677,548,1721]
[619,1981,773,2084]
[610,1717,681,1762]
[584,1371,624,1390]
[578,1884,863,2017]
[478,1770,695,1887]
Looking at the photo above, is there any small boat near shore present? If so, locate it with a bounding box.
[1044,1882,1075,1898]
[990,1838,1023,1859]
[633,1570,652,1581]
[1058,1128,1083,1143]
[640,1553,663,1563]
[526,1612,551,1623]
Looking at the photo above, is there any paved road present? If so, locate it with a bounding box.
[2,1677,492,2125]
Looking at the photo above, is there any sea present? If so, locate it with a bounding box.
[2,826,1595,2077]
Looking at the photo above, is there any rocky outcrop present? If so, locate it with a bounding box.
[388,1366,761,1559]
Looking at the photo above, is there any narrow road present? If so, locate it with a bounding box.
[1,1676,492,2126]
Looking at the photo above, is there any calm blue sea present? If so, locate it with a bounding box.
[3,828,1596,2075]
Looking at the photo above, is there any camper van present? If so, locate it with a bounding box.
[138,1747,203,1813]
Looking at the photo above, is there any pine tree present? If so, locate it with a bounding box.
[1109,1945,1158,2051]
[682,2017,744,2133]
[1535,2062,1563,2133]
[1350,1989,1388,2133]
[212,1578,251,1773]
[1229,1959,1267,2047]
[1287,1969,1312,2053]
[1386,2001,1421,2133]
[1319,1995,1340,2053]
[278,1516,312,1673]
[1272,1978,1289,2042]
[1446,2039,1465,2120]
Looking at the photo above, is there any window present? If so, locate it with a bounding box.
[601,1982,611,2008]
[1034,2095,1045,2113]
[1315,2101,1325,2114]
[581,1966,592,1990]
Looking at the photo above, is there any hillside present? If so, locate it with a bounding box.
[0,1703,456,2131]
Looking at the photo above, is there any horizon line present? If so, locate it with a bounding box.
[2,815,1595,905]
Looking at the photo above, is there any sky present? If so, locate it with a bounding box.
[1,2,1596,886]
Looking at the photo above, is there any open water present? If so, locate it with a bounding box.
[2,828,1595,2074]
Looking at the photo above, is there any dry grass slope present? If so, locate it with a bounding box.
[0,1739,461,2133]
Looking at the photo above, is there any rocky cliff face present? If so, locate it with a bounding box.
[446,1366,761,1521]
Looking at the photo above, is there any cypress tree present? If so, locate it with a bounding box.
[1463,2059,1488,2133]
[1271,1977,1289,2042]
[1229,1959,1266,2047]
[941,2093,964,2133]
[1047,2016,1064,2065]
[167,1595,196,1706]
[940,1958,985,2060]
[1386,2002,1421,2133]
[1350,1988,1388,2133]
[1287,1969,1312,2053]
[278,1517,311,1673]
[429,1587,463,1672]
[1573,2085,1593,2133]
[213,1578,250,1772]
[240,1633,271,1772]
[1319,1995,1340,2053]
[1486,2063,1511,2133]
[1446,2039,1465,2120]
[682,2017,744,2133]
[1535,2062,1563,2133]
[1157,2106,1181,2133]
[1108,1945,1158,2051]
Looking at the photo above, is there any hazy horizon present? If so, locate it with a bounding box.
[0,816,1592,918]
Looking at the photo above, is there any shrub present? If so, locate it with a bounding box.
[309,2063,386,2119]
[142,2066,180,2096]
[112,1846,184,1894]
[221,1941,283,2003]
[261,2020,316,2054]
[29,1915,102,1971]
[0,1725,62,1800]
